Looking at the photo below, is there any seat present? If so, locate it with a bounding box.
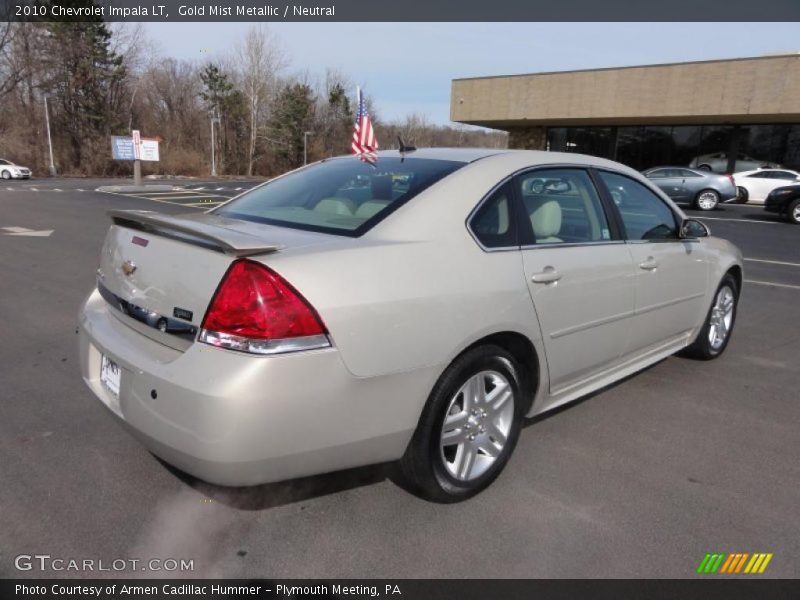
[526,197,563,243]
[355,200,391,219]
[314,197,356,216]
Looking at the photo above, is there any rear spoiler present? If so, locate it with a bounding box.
[108,209,283,257]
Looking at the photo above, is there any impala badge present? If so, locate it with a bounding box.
[121,260,137,276]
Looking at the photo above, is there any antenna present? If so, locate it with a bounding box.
[397,136,417,155]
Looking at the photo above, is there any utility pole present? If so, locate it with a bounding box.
[210,110,220,177]
[43,96,56,176]
[303,131,312,165]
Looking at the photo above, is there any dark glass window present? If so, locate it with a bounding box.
[216,157,463,236]
[470,185,517,248]
[597,171,678,241]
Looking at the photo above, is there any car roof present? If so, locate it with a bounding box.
[369,147,510,163]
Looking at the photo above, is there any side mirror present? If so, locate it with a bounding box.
[680,218,710,239]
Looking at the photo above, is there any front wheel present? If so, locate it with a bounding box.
[695,189,720,211]
[786,199,800,224]
[399,345,524,502]
[736,186,749,204]
[1,170,10,180]
[682,274,739,360]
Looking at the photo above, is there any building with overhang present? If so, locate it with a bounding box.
[451,54,800,173]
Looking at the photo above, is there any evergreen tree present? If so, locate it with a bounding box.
[268,82,316,170]
[41,0,126,171]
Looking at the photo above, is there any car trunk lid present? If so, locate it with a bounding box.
[98,209,331,351]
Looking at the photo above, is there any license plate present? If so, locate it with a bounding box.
[100,354,121,399]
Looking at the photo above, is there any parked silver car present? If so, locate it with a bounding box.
[643,166,737,210]
[689,152,779,173]
[78,149,743,502]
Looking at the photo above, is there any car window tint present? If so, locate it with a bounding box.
[647,169,666,178]
[470,185,517,248]
[770,171,794,179]
[516,169,611,244]
[747,172,770,178]
[679,169,700,177]
[597,171,678,241]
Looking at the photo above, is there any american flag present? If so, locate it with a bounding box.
[352,87,378,164]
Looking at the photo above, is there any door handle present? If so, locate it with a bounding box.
[639,257,658,271]
[531,266,562,284]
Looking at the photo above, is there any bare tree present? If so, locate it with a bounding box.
[0,23,22,99]
[236,25,286,175]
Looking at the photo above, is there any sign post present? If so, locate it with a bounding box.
[111,133,159,185]
[132,129,142,186]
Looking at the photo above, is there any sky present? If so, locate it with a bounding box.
[143,22,800,126]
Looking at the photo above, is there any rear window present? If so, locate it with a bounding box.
[215,157,464,236]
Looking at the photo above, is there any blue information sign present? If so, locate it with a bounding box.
[111,136,135,161]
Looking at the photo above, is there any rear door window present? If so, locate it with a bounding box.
[514,169,612,244]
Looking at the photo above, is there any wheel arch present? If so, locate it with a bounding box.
[454,331,541,415]
[726,264,743,295]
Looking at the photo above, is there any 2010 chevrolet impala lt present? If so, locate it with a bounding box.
[78,149,743,502]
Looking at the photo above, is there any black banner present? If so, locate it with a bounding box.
[3,580,800,600]
[3,0,800,22]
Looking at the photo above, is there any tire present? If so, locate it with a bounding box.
[736,186,749,204]
[1,170,10,180]
[697,164,712,172]
[399,345,525,502]
[786,199,800,225]
[694,189,720,211]
[682,274,739,360]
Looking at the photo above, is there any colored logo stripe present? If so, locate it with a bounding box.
[698,553,773,574]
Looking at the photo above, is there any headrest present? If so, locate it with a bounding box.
[528,198,562,240]
[355,200,391,219]
[314,197,356,216]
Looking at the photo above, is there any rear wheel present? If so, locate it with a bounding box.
[786,199,800,224]
[399,345,524,502]
[682,274,738,360]
[697,164,712,172]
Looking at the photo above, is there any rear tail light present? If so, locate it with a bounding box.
[198,259,330,355]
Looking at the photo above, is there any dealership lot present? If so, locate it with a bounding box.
[0,180,798,578]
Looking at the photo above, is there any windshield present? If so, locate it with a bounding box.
[215,157,464,236]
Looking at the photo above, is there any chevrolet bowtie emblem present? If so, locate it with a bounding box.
[121,260,137,276]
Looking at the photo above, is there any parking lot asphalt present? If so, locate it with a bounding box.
[0,179,798,579]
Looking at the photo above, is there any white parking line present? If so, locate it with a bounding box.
[698,216,779,225]
[183,201,223,207]
[745,279,800,290]
[745,258,800,268]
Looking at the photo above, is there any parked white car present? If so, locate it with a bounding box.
[733,168,800,204]
[78,149,743,502]
[0,159,32,179]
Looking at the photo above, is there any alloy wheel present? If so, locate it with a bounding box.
[439,370,515,482]
[697,191,719,211]
[708,285,735,350]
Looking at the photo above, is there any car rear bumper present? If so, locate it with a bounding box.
[78,288,437,486]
